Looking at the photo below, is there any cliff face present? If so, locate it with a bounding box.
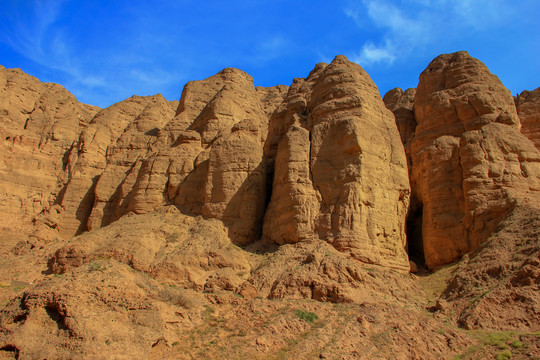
[515,87,540,150]
[263,56,410,270]
[385,52,540,269]
[2,56,411,271]
[0,65,99,242]
[3,52,540,270]
[0,52,539,359]
[2,52,539,273]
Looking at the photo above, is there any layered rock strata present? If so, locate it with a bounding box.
[4,51,538,273]
[386,51,540,268]
[0,65,99,239]
[263,56,411,270]
[383,87,416,171]
[0,57,412,271]
[515,87,540,149]
[57,95,178,235]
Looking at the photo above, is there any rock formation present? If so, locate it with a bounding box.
[57,94,178,236]
[4,56,411,270]
[0,65,99,241]
[515,87,540,149]
[1,51,539,359]
[384,51,540,269]
[383,87,416,171]
[263,56,410,270]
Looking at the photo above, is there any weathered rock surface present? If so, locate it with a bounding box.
[383,87,416,170]
[443,204,540,331]
[409,51,540,268]
[515,87,540,150]
[263,56,411,271]
[124,68,286,245]
[35,56,410,266]
[0,65,99,241]
[383,88,423,266]
[1,52,540,359]
[0,259,206,359]
[56,94,178,236]
[50,206,252,292]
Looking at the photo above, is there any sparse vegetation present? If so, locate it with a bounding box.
[452,330,536,360]
[509,339,523,349]
[158,285,201,309]
[166,232,181,243]
[88,262,106,272]
[294,309,318,323]
[479,331,515,349]
[496,349,512,360]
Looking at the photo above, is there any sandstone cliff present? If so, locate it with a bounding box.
[1,52,539,359]
[263,56,410,270]
[388,51,540,269]
[7,56,410,271]
[56,94,178,236]
[0,65,99,242]
[382,87,416,171]
[515,87,540,149]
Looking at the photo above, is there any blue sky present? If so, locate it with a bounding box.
[1,0,539,108]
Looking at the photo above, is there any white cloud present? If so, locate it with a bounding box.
[351,41,397,64]
[345,0,514,66]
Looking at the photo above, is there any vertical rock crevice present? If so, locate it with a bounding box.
[405,200,425,268]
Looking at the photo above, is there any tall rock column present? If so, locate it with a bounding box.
[263,56,411,270]
[411,51,540,268]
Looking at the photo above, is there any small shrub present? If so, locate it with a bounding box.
[294,309,318,323]
[496,349,512,360]
[158,286,200,309]
[481,331,514,348]
[88,262,106,272]
[166,232,181,243]
[509,339,523,349]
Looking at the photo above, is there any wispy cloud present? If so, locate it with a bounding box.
[241,35,292,66]
[0,0,184,106]
[346,0,514,66]
[352,41,397,64]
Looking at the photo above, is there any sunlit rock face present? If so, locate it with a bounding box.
[515,87,540,150]
[407,51,540,268]
[5,51,539,274]
[263,55,411,271]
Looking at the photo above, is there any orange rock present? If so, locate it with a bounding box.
[263,56,411,270]
[0,65,98,241]
[411,51,540,268]
[515,87,540,150]
[383,87,416,171]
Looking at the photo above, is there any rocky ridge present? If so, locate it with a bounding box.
[0,52,539,359]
